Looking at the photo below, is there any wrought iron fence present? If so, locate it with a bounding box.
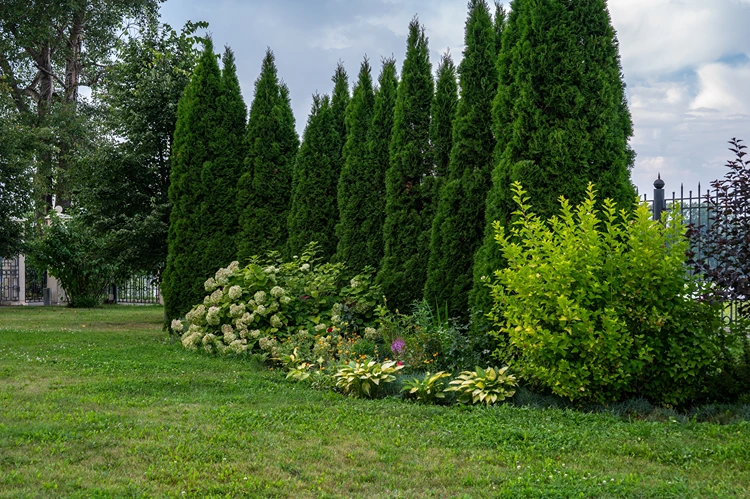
[108,275,160,304]
[25,266,46,303]
[0,257,20,302]
[642,178,745,326]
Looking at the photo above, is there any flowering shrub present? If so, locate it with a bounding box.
[174,243,382,359]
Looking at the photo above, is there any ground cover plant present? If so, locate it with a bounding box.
[2,306,750,498]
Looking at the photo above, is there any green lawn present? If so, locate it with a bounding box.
[1,306,749,498]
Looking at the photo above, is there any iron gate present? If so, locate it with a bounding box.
[0,257,20,302]
[25,266,47,303]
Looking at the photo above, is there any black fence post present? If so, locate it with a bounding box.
[653,174,666,222]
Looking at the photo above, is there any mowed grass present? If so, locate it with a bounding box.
[0,306,749,498]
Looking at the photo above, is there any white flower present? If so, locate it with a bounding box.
[249,329,261,339]
[202,333,216,346]
[259,337,277,351]
[238,327,248,340]
[350,278,360,289]
[354,301,370,314]
[171,319,184,333]
[270,286,285,298]
[229,303,246,318]
[228,261,240,272]
[300,263,310,272]
[187,323,204,335]
[270,314,283,328]
[206,306,221,326]
[222,324,237,343]
[186,305,207,325]
[215,267,231,286]
[254,290,267,305]
[331,314,341,325]
[210,288,223,305]
[203,295,212,306]
[280,295,291,305]
[314,323,327,332]
[230,339,247,354]
[228,286,243,301]
[181,331,201,351]
[204,277,218,292]
[263,265,278,274]
[256,304,267,316]
[364,327,378,341]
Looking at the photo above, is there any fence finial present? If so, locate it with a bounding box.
[654,173,665,190]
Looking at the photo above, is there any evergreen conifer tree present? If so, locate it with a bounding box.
[430,52,459,182]
[237,49,299,261]
[424,0,497,318]
[163,39,223,322]
[493,2,506,59]
[287,94,339,258]
[378,18,434,311]
[471,0,635,316]
[335,58,375,270]
[330,63,350,175]
[199,46,247,279]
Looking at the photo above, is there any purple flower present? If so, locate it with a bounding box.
[391,338,406,355]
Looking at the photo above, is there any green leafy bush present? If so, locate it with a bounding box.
[25,214,119,308]
[174,243,382,357]
[401,371,451,404]
[333,359,404,398]
[488,183,723,405]
[445,366,517,405]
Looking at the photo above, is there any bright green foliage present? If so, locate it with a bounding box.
[335,58,375,268]
[74,21,204,280]
[489,183,722,405]
[401,371,451,403]
[25,214,119,308]
[336,58,396,272]
[287,94,340,259]
[334,359,404,398]
[200,47,247,280]
[446,366,517,405]
[429,53,458,181]
[472,0,635,318]
[493,2,506,58]
[163,39,223,322]
[378,18,434,311]
[330,63,350,174]
[237,49,299,262]
[425,0,497,319]
[0,97,32,258]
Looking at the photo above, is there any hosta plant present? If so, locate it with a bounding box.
[334,359,404,398]
[446,366,517,405]
[401,371,451,404]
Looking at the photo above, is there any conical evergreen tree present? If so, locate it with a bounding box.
[237,48,299,261]
[163,38,223,322]
[471,0,636,316]
[335,58,375,271]
[424,0,497,319]
[430,52,458,182]
[200,46,247,279]
[493,2,506,59]
[378,18,434,311]
[330,62,350,176]
[287,94,339,258]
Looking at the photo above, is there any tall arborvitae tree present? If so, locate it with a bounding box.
[335,58,376,270]
[493,2,506,59]
[378,18,434,311]
[287,94,339,258]
[360,58,399,271]
[471,0,636,315]
[424,0,497,319]
[237,49,299,261]
[163,39,223,322]
[330,63,350,177]
[430,52,459,182]
[200,46,247,279]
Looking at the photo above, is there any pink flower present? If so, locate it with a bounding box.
[391,338,406,355]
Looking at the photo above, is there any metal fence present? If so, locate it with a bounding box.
[108,275,161,304]
[0,257,20,303]
[25,266,46,303]
[642,176,745,326]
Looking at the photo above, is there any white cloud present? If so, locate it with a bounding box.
[691,62,750,115]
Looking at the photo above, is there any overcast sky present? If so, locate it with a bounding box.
[160,0,750,197]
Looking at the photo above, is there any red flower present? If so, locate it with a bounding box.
[327,327,333,333]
